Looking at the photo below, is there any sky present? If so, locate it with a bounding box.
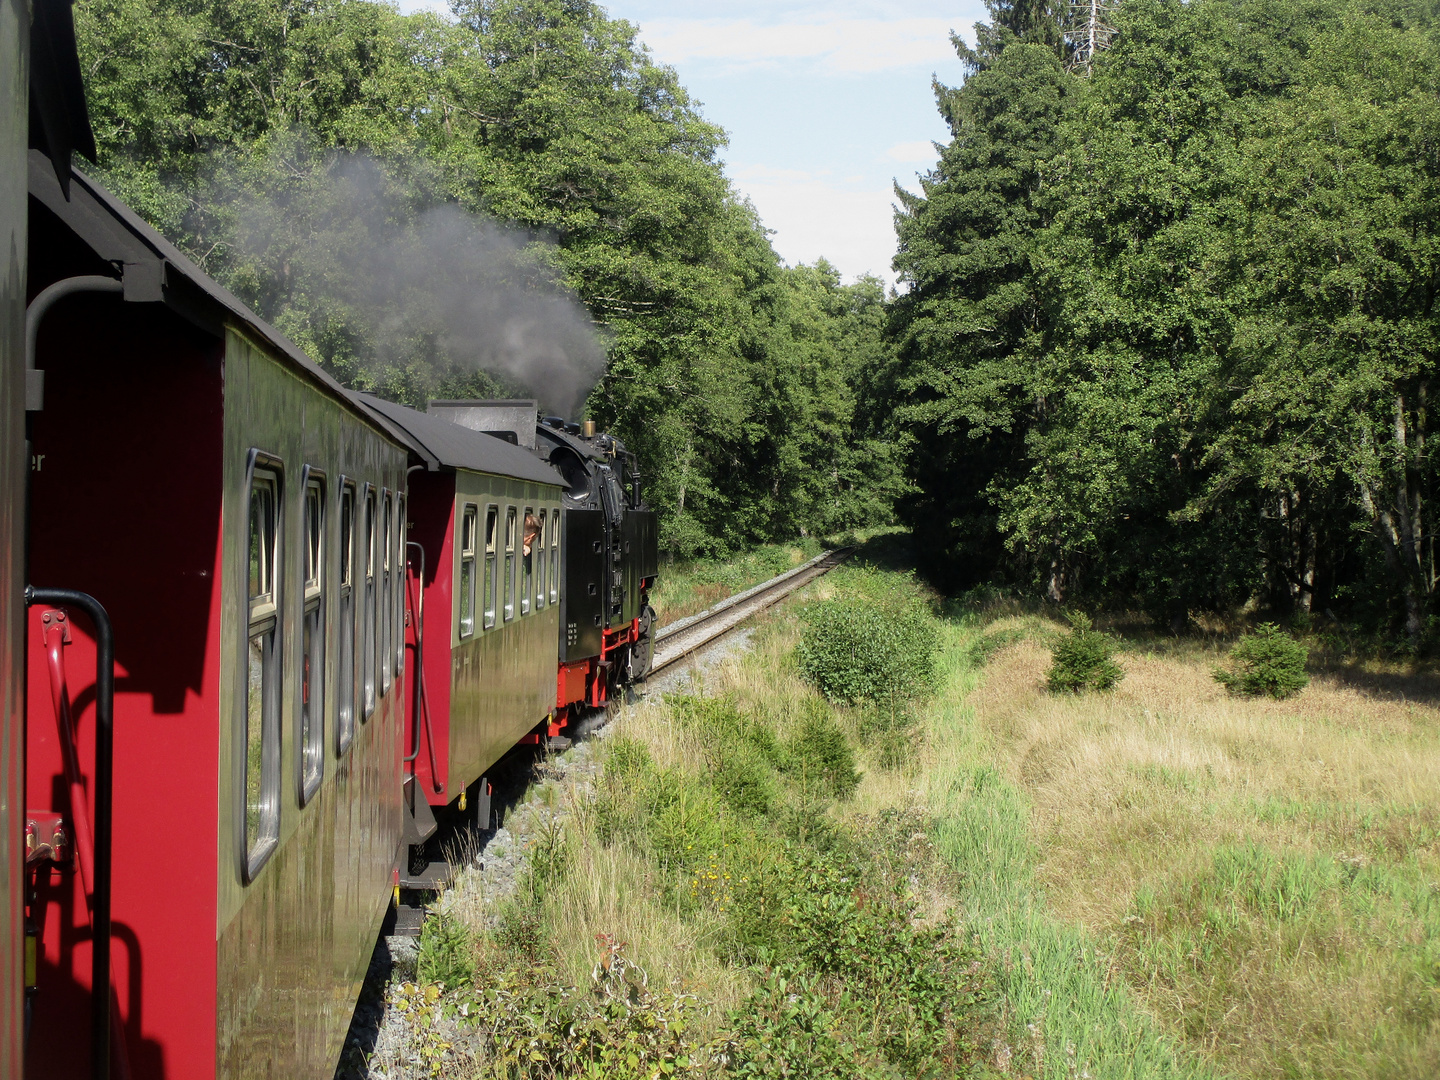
[396,0,989,285]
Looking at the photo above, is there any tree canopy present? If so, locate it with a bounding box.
[75,0,901,555]
[893,0,1440,640]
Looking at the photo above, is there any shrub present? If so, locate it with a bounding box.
[796,596,939,704]
[784,699,861,799]
[416,910,476,989]
[1214,623,1309,698]
[712,747,774,817]
[1046,611,1123,693]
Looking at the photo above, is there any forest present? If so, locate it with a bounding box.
[75,0,1440,639]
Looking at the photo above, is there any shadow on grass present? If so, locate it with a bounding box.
[1308,658,1440,709]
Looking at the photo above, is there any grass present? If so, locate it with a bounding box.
[404,545,1440,1079]
[650,539,826,627]
[943,607,1440,1079]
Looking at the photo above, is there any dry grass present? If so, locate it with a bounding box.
[961,616,1440,1079]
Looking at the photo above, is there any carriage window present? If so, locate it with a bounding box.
[396,496,407,675]
[300,473,325,804]
[503,507,517,622]
[362,488,377,720]
[482,506,497,630]
[337,483,356,755]
[535,510,547,610]
[244,464,281,874]
[380,492,392,696]
[521,507,535,616]
[458,505,477,637]
[549,510,560,604]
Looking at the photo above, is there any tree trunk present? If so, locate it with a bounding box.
[1046,558,1065,603]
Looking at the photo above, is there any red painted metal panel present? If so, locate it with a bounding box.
[556,662,588,709]
[24,297,223,1080]
[404,472,454,805]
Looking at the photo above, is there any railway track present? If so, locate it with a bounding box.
[648,547,851,675]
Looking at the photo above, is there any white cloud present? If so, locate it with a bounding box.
[638,17,966,75]
[884,140,939,164]
[731,166,899,284]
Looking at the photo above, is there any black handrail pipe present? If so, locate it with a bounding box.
[26,586,113,1080]
[403,541,425,764]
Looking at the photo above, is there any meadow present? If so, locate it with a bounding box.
[409,553,1440,1078]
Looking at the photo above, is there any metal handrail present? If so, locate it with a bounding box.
[26,587,123,1080]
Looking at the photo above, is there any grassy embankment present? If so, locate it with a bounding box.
[406,543,1439,1078]
[648,538,825,627]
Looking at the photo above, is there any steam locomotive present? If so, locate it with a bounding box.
[3,8,657,1078]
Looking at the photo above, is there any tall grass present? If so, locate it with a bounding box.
[410,557,1440,1079]
[923,622,1204,1080]
[946,608,1440,1079]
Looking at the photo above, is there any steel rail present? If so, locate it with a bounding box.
[648,548,851,675]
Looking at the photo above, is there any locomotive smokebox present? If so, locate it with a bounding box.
[428,398,538,449]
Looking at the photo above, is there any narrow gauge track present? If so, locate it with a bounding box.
[648,547,851,675]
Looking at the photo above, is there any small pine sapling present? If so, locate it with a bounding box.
[1213,623,1308,699]
[1046,611,1123,693]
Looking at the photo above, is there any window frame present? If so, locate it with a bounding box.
[458,504,478,639]
[535,509,547,611]
[549,508,560,605]
[482,505,498,631]
[395,495,407,675]
[503,506,517,622]
[380,489,392,697]
[362,484,377,721]
[521,506,535,616]
[240,449,283,882]
[298,466,326,807]
[336,479,357,756]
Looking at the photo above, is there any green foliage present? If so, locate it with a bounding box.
[857,698,921,772]
[73,0,905,556]
[723,812,989,1076]
[521,818,571,904]
[796,594,940,705]
[1046,612,1123,693]
[403,937,706,1079]
[783,699,861,800]
[416,910,476,990]
[891,0,1440,640]
[1213,623,1309,699]
[966,626,1027,667]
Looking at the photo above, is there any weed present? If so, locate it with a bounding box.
[522,817,570,904]
[416,909,476,990]
[494,900,548,966]
[1046,611,1123,693]
[1213,622,1309,698]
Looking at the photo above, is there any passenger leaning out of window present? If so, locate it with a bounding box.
[522,511,541,564]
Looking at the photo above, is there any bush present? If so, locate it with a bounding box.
[797,596,939,704]
[1046,612,1123,693]
[784,699,861,799]
[416,910,476,989]
[1214,623,1309,698]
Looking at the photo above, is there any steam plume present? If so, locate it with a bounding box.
[214,143,605,418]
